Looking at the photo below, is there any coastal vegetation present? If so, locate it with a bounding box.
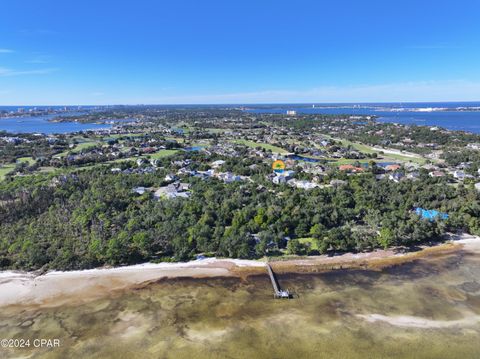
[1,108,480,271]
[0,157,478,271]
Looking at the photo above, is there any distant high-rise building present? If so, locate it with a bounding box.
[286,110,296,116]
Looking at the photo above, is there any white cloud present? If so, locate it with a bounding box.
[1,80,479,106]
[142,80,480,104]
[0,67,58,77]
[0,49,14,54]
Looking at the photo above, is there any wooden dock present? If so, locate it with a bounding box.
[266,263,291,299]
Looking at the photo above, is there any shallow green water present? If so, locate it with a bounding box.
[1,250,480,359]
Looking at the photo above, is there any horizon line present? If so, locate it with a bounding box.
[1,100,480,107]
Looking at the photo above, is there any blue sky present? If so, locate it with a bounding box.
[1,0,480,105]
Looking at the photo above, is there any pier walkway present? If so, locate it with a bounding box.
[266,263,291,299]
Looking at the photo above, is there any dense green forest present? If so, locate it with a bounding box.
[1,157,478,271]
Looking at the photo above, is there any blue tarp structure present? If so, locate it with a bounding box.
[415,207,449,221]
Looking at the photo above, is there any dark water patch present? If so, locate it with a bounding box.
[460,281,480,293]
[281,269,384,291]
[381,252,464,280]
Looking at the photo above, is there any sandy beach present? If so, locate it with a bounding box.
[0,233,478,310]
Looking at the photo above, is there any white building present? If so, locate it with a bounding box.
[133,186,146,195]
[453,170,466,180]
[154,182,191,199]
[210,160,226,169]
[165,173,178,182]
[288,179,319,190]
[218,172,242,183]
[272,170,295,185]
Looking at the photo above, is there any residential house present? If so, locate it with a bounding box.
[385,164,401,172]
[288,179,319,190]
[330,179,347,187]
[165,173,178,182]
[429,171,445,178]
[133,186,146,195]
[389,172,404,183]
[218,172,242,183]
[339,164,364,173]
[453,170,465,180]
[154,182,191,199]
[210,160,226,169]
[406,172,420,180]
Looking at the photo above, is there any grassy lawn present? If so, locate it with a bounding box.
[378,151,427,165]
[17,156,35,165]
[84,149,179,166]
[0,164,15,181]
[325,158,372,166]
[297,237,318,250]
[55,141,100,158]
[232,139,288,154]
[38,166,57,173]
[204,128,227,134]
[148,149,179,159]
[165,137,185,143]
[108,157,136,164]
[337,139,426,165]
[74,141,99,151]
[1,148,179,181]
[102,133,144,140]
[1,157,36,181]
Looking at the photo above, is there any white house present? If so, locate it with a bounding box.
[210,160,226,169]
[289,179,319,190]
[218,172,242,183]
[273,176,287,185]
[453,170,465,180]
[389,172,404,183]
[165,173,178,182]
[154,182,191,199]
[133,186,146,195]
[467,143,480,150]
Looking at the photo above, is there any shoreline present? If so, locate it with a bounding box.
[0,233,478,310]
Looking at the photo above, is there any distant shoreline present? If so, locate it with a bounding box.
[0,233,478,311]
